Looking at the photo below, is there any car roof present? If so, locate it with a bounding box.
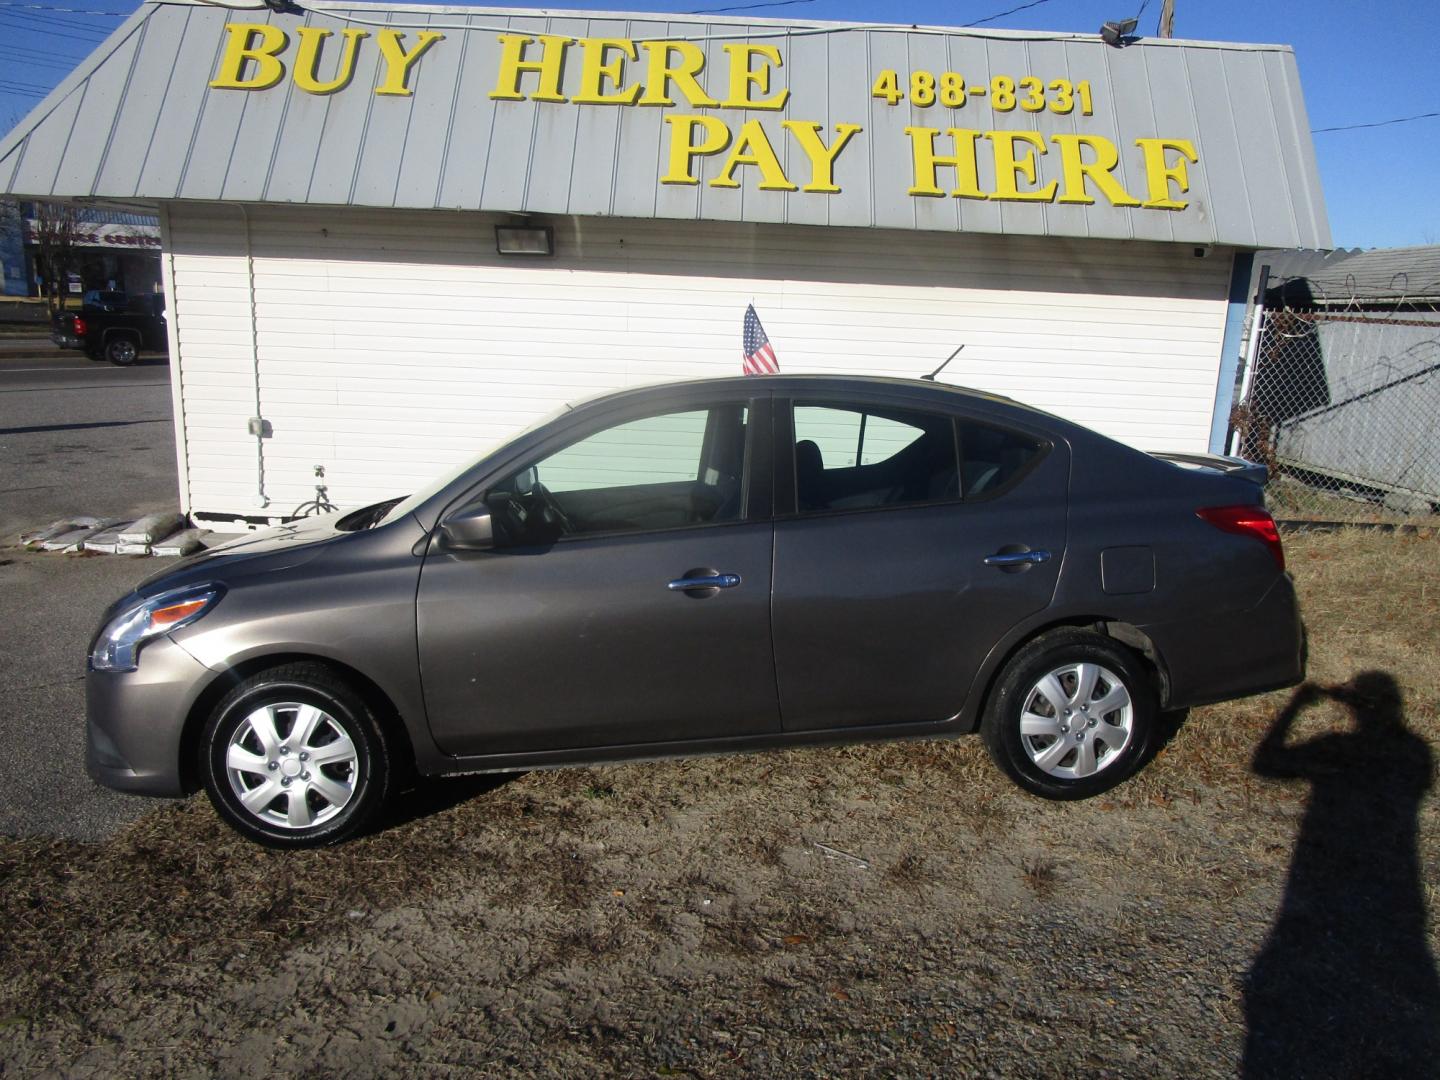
[566,374,1063,425]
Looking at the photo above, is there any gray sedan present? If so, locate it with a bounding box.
[86,376,1304,847]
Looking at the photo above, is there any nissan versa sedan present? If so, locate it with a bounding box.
[87,376,1304,847]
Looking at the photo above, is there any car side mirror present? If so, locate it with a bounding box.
[439,506,495,551]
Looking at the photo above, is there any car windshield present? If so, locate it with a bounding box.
[375,401,576,527]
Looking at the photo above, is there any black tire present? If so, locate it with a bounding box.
[981,628,1158,801]
[104,336,138,366]
[200,663,392,848]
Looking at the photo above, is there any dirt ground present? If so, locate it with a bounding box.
[1,530,1437,1078]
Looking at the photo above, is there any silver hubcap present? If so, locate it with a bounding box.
[113,341,135,362]
[1019,662,1133,779]
[225,702,358,829]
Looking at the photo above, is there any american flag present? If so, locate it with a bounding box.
[742,304,780,376]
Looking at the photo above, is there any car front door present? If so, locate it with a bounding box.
[417,396,781,758]
[771,396,1070,731]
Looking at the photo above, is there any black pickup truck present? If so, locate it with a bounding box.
[52,293,167,365]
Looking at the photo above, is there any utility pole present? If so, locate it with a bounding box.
[1158,0,1175,37]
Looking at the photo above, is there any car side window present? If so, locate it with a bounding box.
[792,403,959,513]
[959,422,1043,498]
[488,404,749,543]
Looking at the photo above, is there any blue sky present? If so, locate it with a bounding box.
[1,0,1434,249]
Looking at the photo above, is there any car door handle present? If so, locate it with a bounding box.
[667,572,742,591]
[984,549,1052,567]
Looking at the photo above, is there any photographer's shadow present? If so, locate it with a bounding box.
[1244,672,1440,1078]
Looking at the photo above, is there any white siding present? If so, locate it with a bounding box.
[164,203,1231,527]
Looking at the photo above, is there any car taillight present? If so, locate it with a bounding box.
[73,316,88,336]
[1197,505,1284,570]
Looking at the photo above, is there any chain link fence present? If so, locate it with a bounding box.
[1231,307,1440,525]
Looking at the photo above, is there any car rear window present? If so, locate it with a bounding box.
[960,422,1043,497]
[792,403,959,512]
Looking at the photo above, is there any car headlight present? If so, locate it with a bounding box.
[90,585,224,672]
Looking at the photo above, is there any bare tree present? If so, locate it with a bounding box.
[30,201,82,316]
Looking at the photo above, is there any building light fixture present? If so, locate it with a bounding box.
[1100,17,1139,47]
[495,223,554,256]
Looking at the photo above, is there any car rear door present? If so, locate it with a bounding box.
[771,395,1070,731]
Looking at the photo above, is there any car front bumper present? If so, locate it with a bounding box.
[1142,573,1306,710]
[86,636,216,796]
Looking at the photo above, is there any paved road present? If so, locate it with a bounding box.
[0,355,182,840]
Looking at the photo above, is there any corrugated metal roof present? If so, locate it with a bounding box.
[0,1,1331,248]
[1258,244,1440,303]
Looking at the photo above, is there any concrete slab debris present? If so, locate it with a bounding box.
[150,529,207,557]
[40,519,123,553]
[81,524,128,554]
[118,513,185,546]
[20,517,105,549]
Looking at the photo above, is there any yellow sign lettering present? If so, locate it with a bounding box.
[721,44,789,110]
[904,127,985,198]
[987,130,1057,202]
[1052,133,1140,207]
[209,22,288,91]
[489,33,572,103]
[200,25,1207,217]
[661,115,732,184]
[1135,137,1199,210]
[638,41,718,108]
[375,30,443,97]
[712,119,796,190]
[292,27,368,96]
[782,121,861,193]
[573,38,641,105]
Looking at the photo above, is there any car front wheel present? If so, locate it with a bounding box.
[981,629,1158,800]
[200,663,392,848]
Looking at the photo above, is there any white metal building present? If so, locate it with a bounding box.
[0,1,1330,529]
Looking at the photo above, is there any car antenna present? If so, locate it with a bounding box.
[922,344,964,381]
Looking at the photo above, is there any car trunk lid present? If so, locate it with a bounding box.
[1149,451,1268,487]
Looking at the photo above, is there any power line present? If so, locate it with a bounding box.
[0,47,81,69]
[0,38,89,55]
[0,6,114,34]
[684,0,813,13]
[0,0,131,14]
[963,0,1057,29]
[0,83,49,98]
[0,13,110,40]
[1313,111,1440,134]
[0,37,89,55]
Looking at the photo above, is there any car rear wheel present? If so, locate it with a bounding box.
[981,629,1158,800]
[104,336,138,365]
[200,663,392,848]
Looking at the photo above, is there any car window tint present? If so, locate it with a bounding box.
[491,405,749,542]
[792,403,958,513]
[960,422,1042,497]
[540,410,711,492]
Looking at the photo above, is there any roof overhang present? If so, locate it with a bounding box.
[0,0,1332,249]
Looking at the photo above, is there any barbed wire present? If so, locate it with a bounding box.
[1262,271,1440,331]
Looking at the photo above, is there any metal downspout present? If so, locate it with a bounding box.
[239,204,269,509]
